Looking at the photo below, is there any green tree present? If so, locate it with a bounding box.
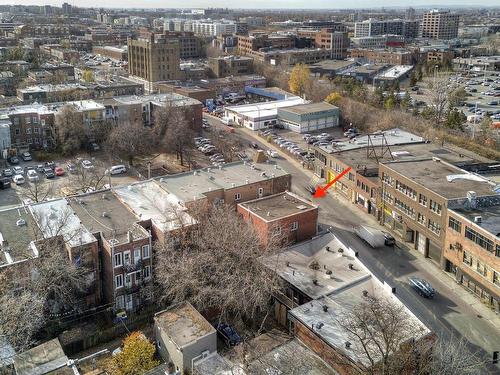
[384,95,396,110]
[288,63,311,98]
[82,69,94,83]
[409,72,418,87]
[102,332,159,375]
[445,109,466,130]
[401,91,412,110]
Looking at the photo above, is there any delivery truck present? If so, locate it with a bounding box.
[354,225,386,248]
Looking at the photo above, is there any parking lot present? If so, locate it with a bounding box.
[0,152,138,209]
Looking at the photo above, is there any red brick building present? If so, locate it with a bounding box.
[237,191,318,247]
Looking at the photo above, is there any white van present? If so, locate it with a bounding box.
[108,165,127,175]
[27,169,39,182]
[221,117,234,126]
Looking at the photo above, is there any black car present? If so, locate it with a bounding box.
[305,185,316,195]
[43,167,55,179]
[8,156,19,164]
[0,177,11,189]
[250,142,259,149]
[216,323,241,347]
[382,231,395,246]
[408,277,435,298]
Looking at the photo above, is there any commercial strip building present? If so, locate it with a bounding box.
[350,48,414,66]
[373,65,414,86]
[351,34,405,49]
[224,97,307,131]
[277,102,340,133]
[260,231,431,373]
[421,10,459,40]
[92,45,128,61]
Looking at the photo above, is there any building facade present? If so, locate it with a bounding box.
[314,29,349,59]
[208,55,253,78]
[421,10,459,40]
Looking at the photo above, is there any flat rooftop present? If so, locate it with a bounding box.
[375,65,413,79]
[452,203,500,237]
[113,92,201,107]
[29,199,96,248]
[0,206,38,267]
[14,338,68,375]
[309,59,358,71]
[260,233,371,300]
[113,180,195,232]
[225,97,307,119]
[155,302,215,349]
[238,192,317,222]
[383,158,498,199]
[155,161,290,202]
[68,191,149,244]
[318,128,425,154]
[279,101,338,115]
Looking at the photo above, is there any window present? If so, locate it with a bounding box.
[123,251,131,265]
[419,194,427,207]
[116,295,125,309]
[34,127,39,134]
[429,200,442,215]
[133,248,141,263]
[258,187,263,196]
[493,271,500,287]
[463,251,473,266]
[382,191,393,204]
[143,265,151,279]
[496,245,500,258]
[427,219,441,235]
[272,226,282,237]
[291,221,298,231]
[448,217,462,232]
[26,128,31,134]
[115,274,123,289]
[476,261,487,277]
[114,252,123,268]
[125,274,132,287]
[465,227,494,252]
[142,244,150,259]
[234,193,241,201]
[417,213,426,225]
[394,198,415,219]
[15,129,20,135]
[395,180,417,199]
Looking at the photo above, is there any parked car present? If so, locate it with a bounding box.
[8,156,19,164]
[354,225,386,248]
[66,163,77,173]
[108,165,126,175]
[266,150,278,158]
[45,161,56,169]
[408,277,435,298]
[89,142,100,151]
[54,166,65,176]
[2,168,13,177]
[0,177,11,189]
[250,142,259,149]
[27,169,39,182]
[21,152,32,161]
[13,166,23,175]
[381,231,395,246]
[81,160,94,169]
[12,174,25,185]
[43,167,55,179]
[216,323,241,347]
[36,164,45,173]
[305,185,316,195]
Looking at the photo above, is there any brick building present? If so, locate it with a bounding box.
[92,46,128,61]
[421,10,459,40]
[237,34,295,56]
[443,197,500,313]
[208,55,253,78]
[350,48,414,65]
[237,191,318,246]
[313,28,349,59]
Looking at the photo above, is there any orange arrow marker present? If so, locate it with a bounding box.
[313,167,352,198]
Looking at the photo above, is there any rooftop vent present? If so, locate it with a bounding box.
[474,216,482,225]
[345,341,351,349]
[218,165,222,170]
[261,172,266,177]
[348,263,354,270]
[297,204,307,210]
[102,212,110,218]
[16,219,26,226]
[323,305,328,312]
[231,183,235,187]
[362,290,369,297]
[312,279,318,285]
[338,248,344,253]
[316,322,324,329]
[325,246,331,252]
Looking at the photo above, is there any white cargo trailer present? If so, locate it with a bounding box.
[354,225,386,248]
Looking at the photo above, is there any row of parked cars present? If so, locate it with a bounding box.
[1,161,63,186]
[260,130,313,161]
[194,137,226,166]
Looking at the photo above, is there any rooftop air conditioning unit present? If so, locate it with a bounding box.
[474,216,482,225]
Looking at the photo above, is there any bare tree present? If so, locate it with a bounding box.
[55,105,87,155]
[106,121,154,166]
[67,163,108,195]
[427,76,457,128]
[19,179,55,204]
[154,204,284,326]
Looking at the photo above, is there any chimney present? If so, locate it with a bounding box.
[323,305,328,312]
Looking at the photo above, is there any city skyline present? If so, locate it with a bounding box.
[6,0,500,9]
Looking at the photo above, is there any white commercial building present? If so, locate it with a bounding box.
[190,19,237,37]
[224,97,307,131]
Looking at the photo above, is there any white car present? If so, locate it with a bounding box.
[81,160,94,169]
[27,169,39,182]
[13,166,23,175]
[266,150,278,158]
[12,174,25,185]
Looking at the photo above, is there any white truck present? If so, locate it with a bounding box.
[221,117,234,126]
[354,225,386,248]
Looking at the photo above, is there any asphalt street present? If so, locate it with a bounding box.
[203,114,500,372]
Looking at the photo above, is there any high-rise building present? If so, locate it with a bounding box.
[421,10,459,40]
[62,2,72,15]
[128,33,180,88]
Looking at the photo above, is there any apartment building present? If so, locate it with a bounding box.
[253,48,331,66]
[444,197,500,312]
[351,34,405,49]
[190,19,237,37]
[128,33,181,85]
[314,28,349,59]
[17,83,90,104]
[421,10,459,40]
[426,50,454,65]
[379,159,497,266]
[164,31,203,59]
[237,192,318,247]
[237,34,296,56]
[208,55,253,78]
[354,19,420,39]
[68,192,153,312]
[0,104,56,149]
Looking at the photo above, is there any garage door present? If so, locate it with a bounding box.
[428,240,442,263]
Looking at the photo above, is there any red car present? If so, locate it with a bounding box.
[54,166,65,176]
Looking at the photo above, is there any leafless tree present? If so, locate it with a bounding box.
[55,105,87,155]
[154,204,284,326]
[66,163,108,195]
[427,76,456,128]
[335,296,431,375]
[105,121,154,166]
[0,210,91,353]
[19,179,55,204]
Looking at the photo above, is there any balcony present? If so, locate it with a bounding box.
[124,260,142,273]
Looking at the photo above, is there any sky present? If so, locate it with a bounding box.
[4,0,500,9]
